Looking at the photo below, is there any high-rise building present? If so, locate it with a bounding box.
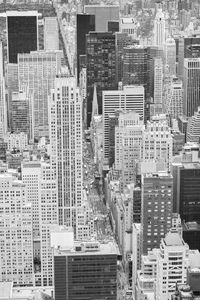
[141,172,173,254]
[18,50,62,139]
[115,111,144,185]
[54,240,119,300]
[122,45,149,91]
[115,32,135,84]
[84,5,119,31]
[153,9,166,48]
[165,37,176,76]
[132,223,142,289]
[187,106,200,143]
[6,63,18,129]
[142,118,173,171]
[7,11,38,63]
[120,17,138,39]
[44,17,59,51]
[11,91,33,140]
[76,14,95,83]
[183,58,200,117]
[172,144,200,222]
[103,85,144,164]
[165,77,183,119]
[156,229,189,300]
[0,42,6,139]
[86,32,116,127]
[49,76,82,236]
[153,57,163,115]
[0,173,34,286]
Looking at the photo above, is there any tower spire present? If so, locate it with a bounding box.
[92,83,98,119]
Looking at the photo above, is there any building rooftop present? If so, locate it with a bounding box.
[164,231,184,246]
[54,240,120,257]
[183,221,200,231]
[0,282,13,299]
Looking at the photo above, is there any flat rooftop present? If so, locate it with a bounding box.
[0,282,12,299]
[55,241,120,257]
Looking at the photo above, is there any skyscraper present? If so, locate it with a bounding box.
[141,172,173,254]
[86,32,116,127]
[44,17,59,51]
[183,58,200,117]
[187,107,200,143]
[76,14,95,83]
[153,57,163,115]
[103,85,144,164]
[84,5,119,31]
[49,75,82,236]
[18,50,62,139]
[7,11,38,64]
[165,37,176,76]
[165,77,183,119]
[0,174,34,286]
[153,9,166,48]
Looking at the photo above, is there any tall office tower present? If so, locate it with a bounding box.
[6,63,18,129]
[103,85,144,164]
[49,76,82,236]
[165,77,183,119]
[132,223,142,290]
[156,229,189,300]
[172,144,200,222]
[18,50,62,139]
[183,58,200,118]
[0,42,6,139]
[22,161,58,287]
[44,17,59,51]
[86,32,116,127]
[142,118,173,171]
[153,57,163,115]
[115,111,144,185]
[153,9,166,48]
[120,17,138,39]
[165,36,176,76]
[11,91,33,140]
[0,174,34,286]
[7,11,38,64]
[141,172,173,254]
[187,107,200,143]
[54,241,119,300]
[76,14,95,83]
[178,37,200,80]
[115,32,135,84]
[122,45,149,91]
[84,5,119,31]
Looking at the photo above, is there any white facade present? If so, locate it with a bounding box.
[103,85,144,162]
[49,76,82,237]
[165,37,176,76]
[18,50,62,139]
[154,9,166,48]
[6,132,28,151]
[153,57,163,115]
[0,174,34,286]
[156,230,189,300]
[115,110,144,185]
[142,119,173,171]
[120,17,138,39]
[187,106,200,143]
[165,77,183,119]
[44,17,59,51]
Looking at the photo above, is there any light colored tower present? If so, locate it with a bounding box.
[183,58,200,117]
[165,77,183,119]
[0,173,34,286]
[156,229,189,300]
[187,106,200,143]
[44,17,59,51]
[49,75,82,236]
[153,57,163,115]
[0,42,6,139]
[142,118,173,172]
[165,36,176,76]
[18,50,62,139]
[103,85,144,165]
[115,110,144,186]
[154,9,166,48]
